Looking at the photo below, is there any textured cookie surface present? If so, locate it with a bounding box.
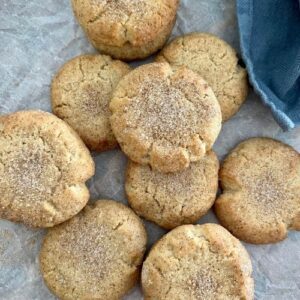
[0,110,94,227]
[215,138,300,244]
[52,54,131,151]
[110,63,222,173]
[156,32,248,121]
[40,200,147,300]
[126,151,219,229]
[71,0,179,60]
[142,224,254,300]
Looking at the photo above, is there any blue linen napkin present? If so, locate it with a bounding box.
[237,0,300,130]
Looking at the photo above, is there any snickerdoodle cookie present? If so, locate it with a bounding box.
[40,200,147,300]
[156,32,249,121]
[215,138,300,244]
[52,54,131,151]
[71,0,179,61]
[142,224,254,300]
[126,151,219,229]
[110,63,222,173]
[0,110,94,228]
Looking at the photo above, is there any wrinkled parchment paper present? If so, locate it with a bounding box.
[1,0,300,299]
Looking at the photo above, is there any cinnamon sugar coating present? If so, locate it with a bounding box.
[110,62,222,173]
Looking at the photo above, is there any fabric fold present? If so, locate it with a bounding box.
[237,0,300,130]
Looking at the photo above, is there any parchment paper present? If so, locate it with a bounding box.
[0,0,300,299]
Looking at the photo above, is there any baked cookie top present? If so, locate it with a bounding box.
[71,0,179,60]
[110,62,222,173]
[126,151,219,229]
[40,200,147,300]
[52,54,131,151]
[0,110,95,227]
[142,224,254,300]
[215,138,300,244]
[156,32,249,121]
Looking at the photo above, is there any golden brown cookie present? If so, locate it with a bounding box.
[40,200,147,300]
[71,0,179,61]
[156,32,249,121]
[110,62,222,173]
[0,110,95,228]
[215,138,300,244]
[142,224,254,299]
[52,54,131,151]
[126,151,219,229]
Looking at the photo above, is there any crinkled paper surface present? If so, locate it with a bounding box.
[0,0,300,299]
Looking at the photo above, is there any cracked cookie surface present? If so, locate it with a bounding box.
[126,151,219,229]
[110,63,222,173]
[71,0,179,60]
[142,224,254,300]
[156,32,249,121]
[40,200,147,300]
[52,54,131,151]
[215,138,300,244]
[0,110,95,227]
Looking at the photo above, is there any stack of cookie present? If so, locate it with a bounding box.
[1,0,299,299]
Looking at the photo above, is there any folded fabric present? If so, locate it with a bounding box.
[237,0,300,130]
